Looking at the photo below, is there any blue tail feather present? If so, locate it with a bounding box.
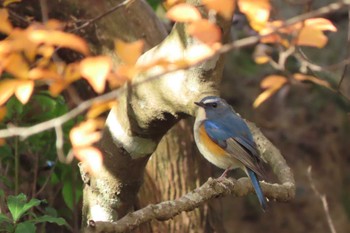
[247,168,267,211]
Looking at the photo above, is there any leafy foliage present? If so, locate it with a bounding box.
[0,193,67,233]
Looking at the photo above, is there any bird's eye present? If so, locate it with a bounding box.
[211,103,217,108]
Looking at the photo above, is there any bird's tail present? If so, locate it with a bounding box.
[247,168,267,211]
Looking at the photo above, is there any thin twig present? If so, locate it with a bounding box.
[307,166,337,233]
[69,0,136,33]
[338,6,350,90]
[39,0,49,23]
[55,126,67,163]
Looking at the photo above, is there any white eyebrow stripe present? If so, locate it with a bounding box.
[202,98,220,104]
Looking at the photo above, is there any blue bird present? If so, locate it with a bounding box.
[193,96,267,210]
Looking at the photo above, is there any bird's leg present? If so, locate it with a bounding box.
[217,167,231,181]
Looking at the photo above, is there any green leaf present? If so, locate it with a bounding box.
[29,215,67,226]
[15,222,36,233]
[7,194,41,222]
[0,213,12,223]
[62,181,74,210]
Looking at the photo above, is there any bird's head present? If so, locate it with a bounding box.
[195,96,234,119]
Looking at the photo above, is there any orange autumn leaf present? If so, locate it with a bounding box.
[115,39,144,65]
[293,73,330,88]
[0,79,17,106]
[0,106,7,121]
[254,75,288,108]
[163,0,185,9]
[188,19,222,45]
[49,63,81,96]
[115,65,140,79]
[70,119,104,148]
[166,3,202,22]
[80,56,112,93]
[296,18,336,48]
[87,100,118,119]
[28,68,62,80]
[15,80,34,104]
[73,146,102,173]
[303,18,337,32]
[253,86,279,108]
[0,9,13,34]
[0,138,5,146]
[296,28,328,48]
[260,75,287,89]
[27,29,89,55]
[3,53,29,79]
[238,0,271,31]
[3,0,22,6]
[202,0,235,20]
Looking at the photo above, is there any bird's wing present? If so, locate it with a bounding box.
[204,119,264,178]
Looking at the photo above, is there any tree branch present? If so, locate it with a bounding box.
[85,122,295,233]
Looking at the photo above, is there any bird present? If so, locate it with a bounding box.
[193,96,267,210]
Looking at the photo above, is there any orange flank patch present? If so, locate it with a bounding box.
[199,125,227,157]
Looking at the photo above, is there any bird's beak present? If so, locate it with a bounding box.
[194,102,204,107]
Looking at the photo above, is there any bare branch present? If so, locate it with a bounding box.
[307,167,337,233]
[86,178,294,233]
[70,0,136,33]
[83,120,295,233]
[338,6,350,90]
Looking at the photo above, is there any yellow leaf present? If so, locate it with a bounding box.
[260,75,287,89]
[15,80,34,104]
[238,0,271,31]
[87,100,118,119]
[49,80,66,97]
[254,75,287,108]
[3,53,29,79]
[115,39,144,65]
[296,28,327,48]
[28,68,62,80]
[3,0,22,6]
[293,73,330,88]
[115,65,139,79]
[163,0,185,9]
[188,19,221,45]
[202,0,235,20]
[80,56,112,93]
[166,3,202,22]
[294,18,337,48]
[0,106,7,121]
[304,18,337,32]
[27,29,89,55]
[70,119,104,147]
[0,79,17,105]
[253,86,280,108]
[73,146,102,173]
[49,63,80,96]
[0,9,13,34]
